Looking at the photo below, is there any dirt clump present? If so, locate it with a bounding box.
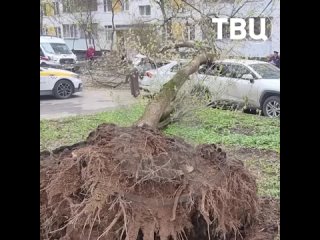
[245,197,280,240]
[40,123,268,240]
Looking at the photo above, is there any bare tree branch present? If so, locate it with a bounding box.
[159,41,197,53]
[110,0,122,51]
[230,0,250,18]
[181,0,218,18]
[258,0,273,17]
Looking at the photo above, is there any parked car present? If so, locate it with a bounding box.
[139,59,190,92]
[132,54,148,66]
[195,59,280,117]
[139,59,280,118]
[40,67,83,99]
[129,54,172,79]
[40,36,79,72]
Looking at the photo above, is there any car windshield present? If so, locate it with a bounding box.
[41,43,72,54]
[249,63,280,79]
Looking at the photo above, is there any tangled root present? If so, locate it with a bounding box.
[41,124,260,240]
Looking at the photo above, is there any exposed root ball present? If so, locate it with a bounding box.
[41,124,260,240]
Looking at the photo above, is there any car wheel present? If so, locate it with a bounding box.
[53,79,74,99]
[262,96,280,118]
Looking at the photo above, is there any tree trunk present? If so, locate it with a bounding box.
[136,53,216,128]
[110,0,120,52]
[158,0,167,41]
[110,10,115,51]
[129,69,140,98]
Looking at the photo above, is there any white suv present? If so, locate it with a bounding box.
[140,59,280,118]
[193,59,280,117]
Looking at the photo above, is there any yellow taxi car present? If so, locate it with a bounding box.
[40,67,83,99]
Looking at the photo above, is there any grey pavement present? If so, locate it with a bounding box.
[40,88,137,119]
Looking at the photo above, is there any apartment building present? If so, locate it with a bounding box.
[41,0,280,58]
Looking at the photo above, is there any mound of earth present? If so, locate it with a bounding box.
[40,123,277,240]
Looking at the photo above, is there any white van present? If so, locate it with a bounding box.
[40,36,79,72]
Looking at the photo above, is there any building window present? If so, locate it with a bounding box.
[80,23,98,39]
[200,18,216,41]
[55,27,62,38]
[53,2,60,15]
[222,21,230,39]
[42,4,47,16]
[103,0,107,12]
[122,0,129,11]
[63,0,97,13]
[87,0,98,11]
[246,17,272,40]
[79,25,87,38]
[139,5,151,16]
[104,0,112,12]
[45,26,57,36]
[105,26,113,41]
[42,27,48,35]
[104,0,128,12]
[63,24,78,38]
[208,18,230,39]
[184,25,195,41]
[42,3,55,16]
[62,0,72,13]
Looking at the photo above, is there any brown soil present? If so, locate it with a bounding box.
[40,123,278,240]
[246,197,279,240]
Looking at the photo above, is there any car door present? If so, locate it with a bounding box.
[141,62,175,92]
[195,63,237,102]
[224,63,257,105]
[40,68,47,91]
[160,62,178,84]
[152,62,176,89]
[161,61,189,86]
[40,68,52,91]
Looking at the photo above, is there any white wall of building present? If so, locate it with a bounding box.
[42,0,280,57]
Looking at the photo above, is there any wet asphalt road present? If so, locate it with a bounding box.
[40,88,136,119]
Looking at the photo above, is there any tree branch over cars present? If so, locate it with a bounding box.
[72,0,275,126]
[137,51,217,128]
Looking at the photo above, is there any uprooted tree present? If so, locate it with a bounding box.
[41,1,279,240]
[41,40,279,239]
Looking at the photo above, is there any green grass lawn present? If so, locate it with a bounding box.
[40,103,279,197]
[164,108,279,152]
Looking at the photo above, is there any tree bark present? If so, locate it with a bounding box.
[156,0,168,41]
[110,9,115,51]
[159,41,196,53]
[136,52,216,128]
[110,0,121,52]
[159,41,213,54]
